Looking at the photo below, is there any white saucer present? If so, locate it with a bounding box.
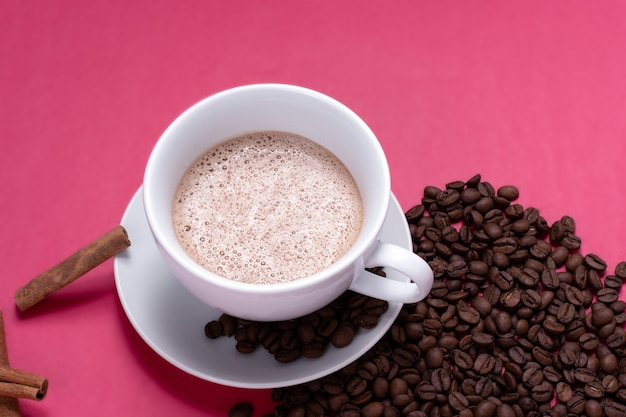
[114,187,412,389]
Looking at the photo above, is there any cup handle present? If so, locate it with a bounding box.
[349,241,434,304]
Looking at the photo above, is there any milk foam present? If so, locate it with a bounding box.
[172,131,363,284]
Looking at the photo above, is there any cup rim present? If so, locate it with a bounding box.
[143,83,391,295]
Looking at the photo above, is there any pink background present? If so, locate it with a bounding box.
[2,1,626,415]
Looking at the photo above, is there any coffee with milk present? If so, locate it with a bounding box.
[172,130,363,284]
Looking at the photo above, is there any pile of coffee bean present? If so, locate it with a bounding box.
[205,274,389,363]
[260,174,626,417]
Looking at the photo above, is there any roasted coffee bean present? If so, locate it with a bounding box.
[364,298,389,315]
[424,347,445,369]
[517,293,539,315]
[614,261,626,278]
[461,187,482,204]
[597,287,619,303]
[565,394,585,414]
[608,327,626,348]
[497,185,519,201]
[584,380,604,399]
[260,178,626,417]
[405,204,426,223]
[605,399,626,417]
[540,268,560,289]
[473,352,496,374]
[275,348,301,363]
[564,319,585,339]
[499,288,521,309]
[446,259,468,278]
[422,318,443,335]
[522,367,544,386]
[369,377,388,400]
[482,285,501,305]
[475,196,495,214]
[550,246,569,266]
[573,367,596,383]
[591,303,614,326]
[457,302,481,324]
[561,232,581,250]
[229,402,254,417]
[358,361,380,380]
[219,314,238,336]
[555,381,572,403]
[555,302,575,324]
[493,237,518,254]
[473,399,497,417]
[549,220,567,243]
[494,271,515,291]
[204,320,224,339]
[482,226,503,246]
[448,391,469,411]
[530,381,553,403]
[503,203,524,220]
[529,240,551,260]
[345,376,368,397]
[556,215,575,233]
[531,346,552,366]
[352,314,380,329]
[391,348,415,368]
[385,378,407,401]
[477,181,495,196]
[435,188,459,207]
[600,352,618,373]
[542,317,565,335]
[493,311,512,333]
[473,376,492,397]
[540,367,561,385]
[450,349,473,370]
[610,300,626,314]
[578,332,599,350]
[472,296,493,317]
[460,378,477,396]
[495,403,516,417]
[603,374,620,393]
[584,253,607,271]
[559,342,581,366]
[415,383,437,401]
[605,274,623,289]
[508,346,528,366]
[359,402,383,417]
[338,404,361,417]
[583,400,602,417]
[332,324,356,348]
[472,332,495,347]
[431,367,452,393]
[511,218,531,235]
[598,319,617,338]
[561,284,583,306]
[236,340,257,354]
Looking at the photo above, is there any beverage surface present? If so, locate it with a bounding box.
[172,131,363,284]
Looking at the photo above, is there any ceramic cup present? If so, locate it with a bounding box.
[143,84,433,321]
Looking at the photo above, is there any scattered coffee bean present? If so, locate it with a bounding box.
[231,176,626,417]
[206,285,389,362]
[229,402,253,417]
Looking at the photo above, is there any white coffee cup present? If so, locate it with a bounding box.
[143,84,433,321]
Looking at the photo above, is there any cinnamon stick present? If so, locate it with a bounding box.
[0,381,45,402]
[0,312,21,416]
[0,368,47,401]
[14,225,131,311]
